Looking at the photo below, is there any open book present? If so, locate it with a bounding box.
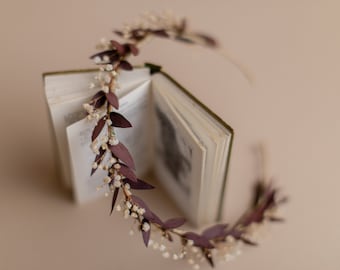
[43,66,233,226]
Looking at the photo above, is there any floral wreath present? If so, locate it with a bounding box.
[83,13,287,269]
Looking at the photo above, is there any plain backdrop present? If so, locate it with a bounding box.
[1,1,339,269]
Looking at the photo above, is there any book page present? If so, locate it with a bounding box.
[152,88,206,226]
[66,80,152,203]
[151,73,233,225]
[44,68,150,188]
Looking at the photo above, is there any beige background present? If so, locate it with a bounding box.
[1,1,339,269]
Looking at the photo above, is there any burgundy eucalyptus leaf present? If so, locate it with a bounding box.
[89,49,117,60]
[177,18,187,34]
[110,187,120,215]
[94,95,106,109]
[151,29,169,38]
[163,232,173,242]
[268,217,285,222]
[109,54,120,63]
[228,228,243,239]
[91,116,106,142]
[131,196,163,225]
[239,236,257,246]
[148,212,163,226]
[110,40,126,55]
[123,178,154,190]
[91,148,106,175]
[203,249,215,268]
[163,218,186,229]
[118,163,137,182]
[109,142,135,169]
[202,224,229,240]
[127,43,139,56]
[142,224,151,247]
[183,232,214,249]
[119,60,133,71]
[252,181,266,207]
[193,33,218,47]
[113,30,124,37]
[90,90,105,103]
[175,36,195,44]
[110,112,132,128]
[105,92,119,109]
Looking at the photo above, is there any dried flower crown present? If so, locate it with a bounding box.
[83,13,286,269]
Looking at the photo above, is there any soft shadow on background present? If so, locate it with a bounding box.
[1,1,340,270]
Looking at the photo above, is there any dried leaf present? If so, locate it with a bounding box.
[240,236,257,246]
[111,40,125,55]
[119,60,133,71]
[203,249,215,268]
[109,142,135,169]
[202,224,229,240]
[110,112,132,128]
[183,232,214,249]
[177,18,187,34]
[110,187,119,215]
[127,43,139,56]
[123,178,154,190]
[89,49,116,60]
[118,163,137,182]
[91,148,106,175]
[131,196,162,225]
[163,218,186,229]
[268,217,285,222]
[91,116,106,141]
[142,223,151,247]
[113,30,124,37]
[194,32,218,47]
[94,95,106,109]
[90,90,105,104]
[151,29,169,38]
[175,36,194,44]
[106,92,119,109]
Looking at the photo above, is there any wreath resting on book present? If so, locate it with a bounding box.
[83,13,286,269]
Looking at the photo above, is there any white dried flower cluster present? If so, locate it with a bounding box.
[121,11,180,40]
[121,200,146,220]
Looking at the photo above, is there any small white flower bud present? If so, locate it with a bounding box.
[142,222,151,232]
[103,176,111,184]
[102,85,109,92]
[109,138,119,146]
[94,56,101,63]
[114,179,121,188]
[124,209,130,219]
[106,64,113,71]
[114,175,122,181]
[126,201,132,209]
[138,208,145,215]
[131,212,138,218]
[109,157,117,164]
